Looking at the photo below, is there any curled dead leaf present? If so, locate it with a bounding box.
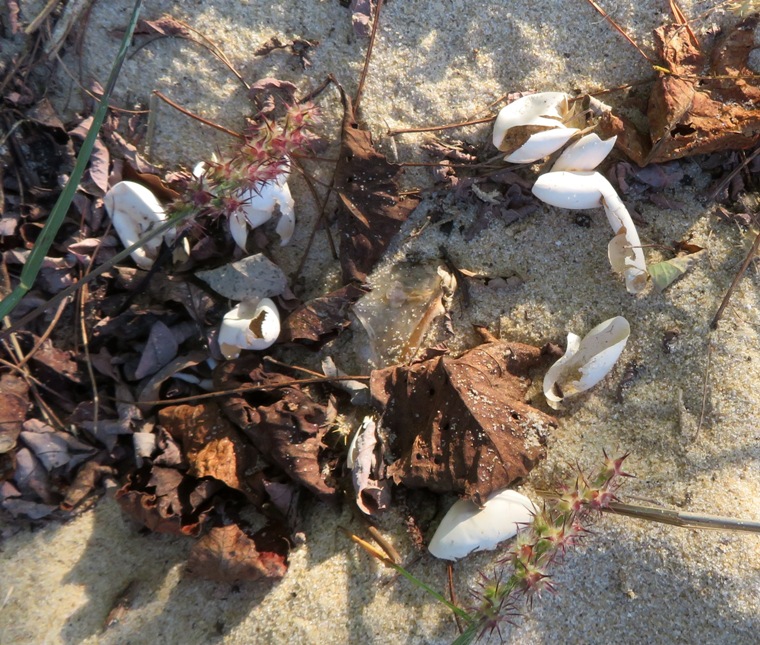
[371,340,556,504]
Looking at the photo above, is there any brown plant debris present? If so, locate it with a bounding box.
[280,283,369,347]
[158,403,260,499]
[0,373,29,455]
[370,340,556,505]
[600,15,760,165]
[216,357,338,501]
[334,87,421,283]
[186,522,289,583]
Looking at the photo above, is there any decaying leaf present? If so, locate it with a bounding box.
[158,403,260,498]
[280,283,368,346]
[600,15,760,165]
[186,522,288,583]
[649,251,703,292]
[334,87,421,283]
[115,466,221,536]
[0,373,29,454]
[371,340,556,504]
[216,357,337,501]
[347,416,390,515]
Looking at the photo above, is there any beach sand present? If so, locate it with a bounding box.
[1,1,759,643]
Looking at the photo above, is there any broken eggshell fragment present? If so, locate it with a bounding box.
[492,92,578,163]
[195,161,295,249]
[532,170,647,293]
[543,316,630,409]
[218,298,280,360]
[428,489,536,561]
[103,181,183,269]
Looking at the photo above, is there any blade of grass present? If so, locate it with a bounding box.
[0,0,143,321]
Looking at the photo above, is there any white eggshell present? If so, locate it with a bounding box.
[598,180,648,294]
[531,171,603,209]
[492,92,570,148]
[428,489,536,561]
[218,297,280,359]
[543,316,630,409]
[504,128,579,164]
[551,133,617,172]
[103,181,168,269]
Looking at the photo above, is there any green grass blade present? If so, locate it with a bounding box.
[0,0,144,320]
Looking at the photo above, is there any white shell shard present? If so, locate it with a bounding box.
[543,316,630,409]
[493,92,578,163]
[532,170,648,293]
[218,298,280,360]
[428,489,536,561]
[551,133,617,172]
[195,160,296,248]
[504,128,579,164]
[531,171,603,209]
[104,181,170,269]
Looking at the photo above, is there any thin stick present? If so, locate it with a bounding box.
[448,563,465,634]
[13,296,69,368]
[78,284,99,433]
[354,0,384,111]
[583,0,653,64]
[606,501,760,534]
[706,145,760,201]
[388,116,493,137]
[135,374,371,406]
[710,228,760,329]
[263,356,323,378]
[152,91,243,140]
[25,0,61,34]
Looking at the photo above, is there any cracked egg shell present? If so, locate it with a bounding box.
[218,298,280,360]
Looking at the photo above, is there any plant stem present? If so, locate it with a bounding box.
[0,0,144,320]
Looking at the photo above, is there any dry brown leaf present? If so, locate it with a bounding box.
[115,466,221,536]
[158,402,260,498]
[0,373,29,454]
[334,88,420,283]
[600,15,760,165]
[186,522,288,583]
[216,357,337,501]
[280,283,369,346]
[371,340,556,505]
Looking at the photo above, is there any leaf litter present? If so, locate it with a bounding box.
[1,1,759,594]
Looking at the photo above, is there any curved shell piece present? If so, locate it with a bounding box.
[531,171,603,210]
[551,133,617,172]
[493,92,578,163]
[218,297,280,360]
[532,171,648,293]
[543,316,630,409]
[104,181,169,269]
[428,489,536,561]
[504,128,578,164]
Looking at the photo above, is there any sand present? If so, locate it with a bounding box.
[1,1,759,643]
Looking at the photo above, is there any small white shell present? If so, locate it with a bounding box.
[195,161,296,248]
[551,133,617,172]
[543,316,630,409]
[218,298,280,360]
[492,92,578,163]
[531,171,603,209]
[532,171,647,293]
[104,181,170,269]
[428,489,536,561]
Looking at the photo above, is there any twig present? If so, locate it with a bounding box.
[606,501,760,534]
[152,91,243,140]
[448,563,465,634]
[583,0,654,64]
[25,0,60,34]
[706,145,760,201]
[13,296,69,368]
[710,227,760,329]
[388,116,493,137]
[78,284,99,434]
[354,0,384,112]
[135,374,371,406]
